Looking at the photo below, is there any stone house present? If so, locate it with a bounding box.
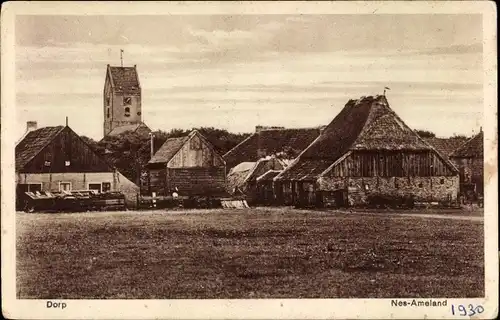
[15,122,140,208]
[275,95,460,207]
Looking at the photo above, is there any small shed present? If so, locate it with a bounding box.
[256,170,283,205]
[146,130,226,196]
[226,156,286,204]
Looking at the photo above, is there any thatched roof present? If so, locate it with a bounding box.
[223,127,321,170]
[277,95,452,181]
[450,131,483,158]
[15,126,65,171]
[256,170,282,182]
[424,137,469,158]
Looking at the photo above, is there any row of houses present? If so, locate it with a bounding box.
[224,95,484,207]
[15,63,483,209]
[15,95,484,210]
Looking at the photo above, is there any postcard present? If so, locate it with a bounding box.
[1,1,497,319]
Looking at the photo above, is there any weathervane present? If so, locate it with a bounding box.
[383,86,391,96]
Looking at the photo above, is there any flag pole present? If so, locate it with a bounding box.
[120,49,123,67]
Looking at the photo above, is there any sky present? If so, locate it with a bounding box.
[15,14,484,140]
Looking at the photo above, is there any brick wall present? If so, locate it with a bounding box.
[317,175,459,205]
[16,171,140,207]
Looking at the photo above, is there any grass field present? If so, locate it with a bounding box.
[16,207,484,299]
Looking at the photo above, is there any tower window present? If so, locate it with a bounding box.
[124,107,131,117]
[106,97,110,106]
[123,97,132,105]
[137,111,141,116]
[107,108,110,118]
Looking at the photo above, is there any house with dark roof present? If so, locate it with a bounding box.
[223,125,322,171]
[450,130,484,198]
[423,137,468,159]
[226,156,286,204]
[145,130,226,196]
[103,64,151,138]
[15,122,140,208]
[275,95,460,207]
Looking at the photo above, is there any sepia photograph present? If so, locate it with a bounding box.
[1,1,497,319]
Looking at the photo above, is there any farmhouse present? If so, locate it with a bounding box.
[226,156,286,204]
[275,95,460,207]
[103,64,151,138]
[223,125,322,171]
[449,130,484,198]
[145,130,226,196]
[15,122,140,208]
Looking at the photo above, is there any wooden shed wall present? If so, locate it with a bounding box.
[327,150,455,177]
[22,127,112,173]
[168,134,225,168]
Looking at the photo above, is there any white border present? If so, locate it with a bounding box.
[2,1,498,319]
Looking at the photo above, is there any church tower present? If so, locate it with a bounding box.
[103,64,143,137]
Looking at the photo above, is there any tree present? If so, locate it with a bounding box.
[415,130,436,138]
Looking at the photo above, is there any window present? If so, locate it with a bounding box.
[102,182,111,193]
[18,183,42,193]
[123,97,132,105]
[364,183,370,191]
[395,181,399,188]
[440,178,445,185]
[137,111,141,116]
[107,108,110,118]
[106,97,111,106]
[124,107,131,117]
[418,183,423,188]
[65,160,71,167]
[44,161,51,167]
[59,182,72,192]
[88,183,102,192]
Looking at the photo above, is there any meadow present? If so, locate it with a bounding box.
[16,207,484,299]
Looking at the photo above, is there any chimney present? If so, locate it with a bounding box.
[26,121,37,132]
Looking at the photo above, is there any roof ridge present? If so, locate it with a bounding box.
[17,126,66,170]
[450,131,483,157]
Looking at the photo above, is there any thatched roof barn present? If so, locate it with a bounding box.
[275,95,459,208]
